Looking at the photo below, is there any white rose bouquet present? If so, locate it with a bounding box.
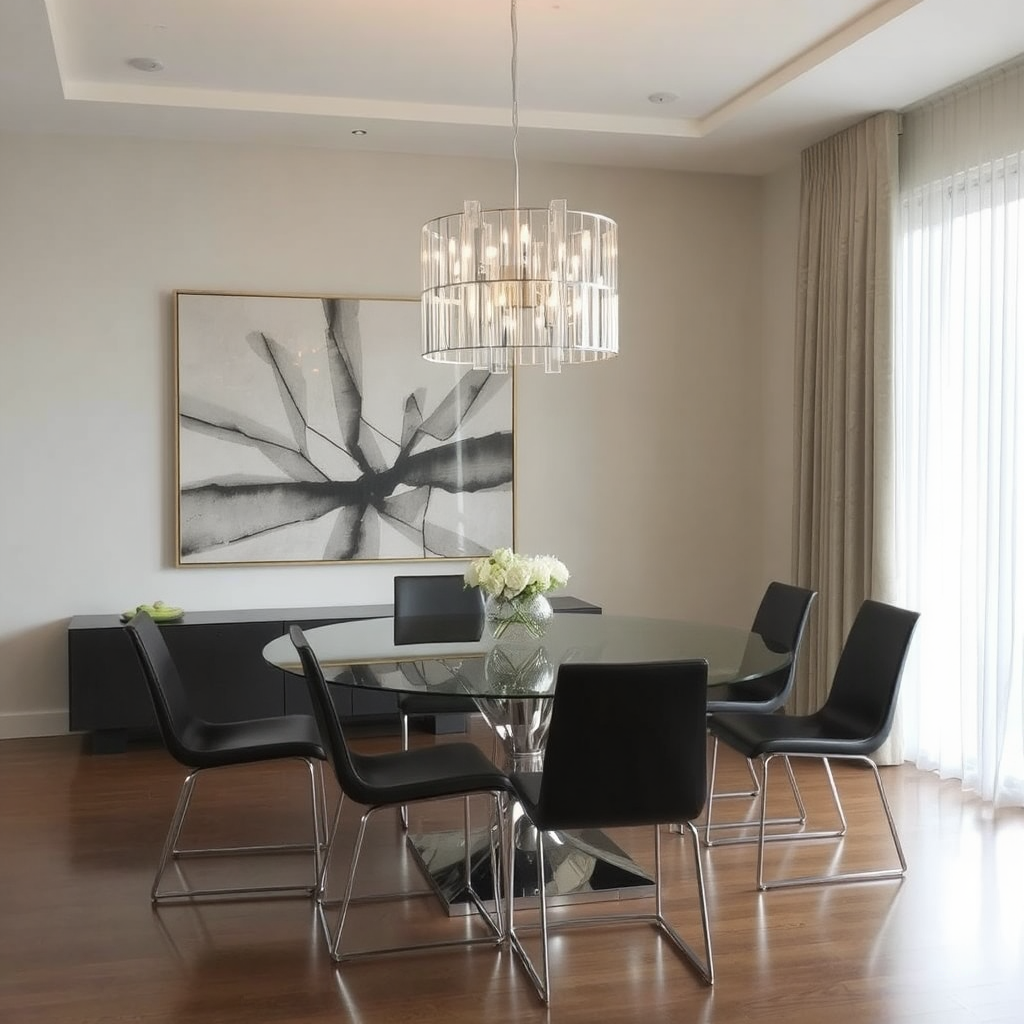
[465,548,570,601]
[466,548,570,639]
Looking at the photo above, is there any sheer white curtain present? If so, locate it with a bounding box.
[895,59,1024,807]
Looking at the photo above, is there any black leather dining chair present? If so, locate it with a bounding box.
[706,582,818,715]
[393,573,485,646]
[393,574,488,828]
[706,599,920,890]
[124,610,328,902]
[507,660,714,1005]
[702,581,817,844]
[289,625,516,963]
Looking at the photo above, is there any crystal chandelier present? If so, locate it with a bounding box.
[420,0,619,374]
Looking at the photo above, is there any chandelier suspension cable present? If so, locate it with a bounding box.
[510,0,521,210]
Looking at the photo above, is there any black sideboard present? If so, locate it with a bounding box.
[68,596,600,753]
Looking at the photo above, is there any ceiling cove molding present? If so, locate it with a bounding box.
[51,0,925,145]
[700,0,925,135]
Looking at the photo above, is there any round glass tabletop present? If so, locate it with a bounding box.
[263,613,791,699]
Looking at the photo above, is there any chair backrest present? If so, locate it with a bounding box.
[531,660,709,831]
[749,581,818,705]
[123,610,199,766]
[289,625,375,804]
[822,599,920,745]
[393,574,484,645]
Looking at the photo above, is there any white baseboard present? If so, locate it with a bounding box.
[0,710,69,740]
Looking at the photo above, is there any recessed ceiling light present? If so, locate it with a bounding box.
[127,57,164,72]
[648,92,677,104]
[351,129,368,136]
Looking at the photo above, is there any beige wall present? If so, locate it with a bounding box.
[0,132,790,737]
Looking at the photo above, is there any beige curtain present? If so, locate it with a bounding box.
[791,110,901,764]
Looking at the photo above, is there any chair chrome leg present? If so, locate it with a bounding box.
[152,759,326,902]
[152,771,198,901]
[507,812,551,1004]
[686,823,715,984]
[304,758,324,890]
[712,754,761,799]
[463,794,472,897]
[754,753,846,890]
[820,757,848,832]
[316,794,507,962]
[317,790,345,900]
[504,798,520,944]
[315,760,330,850]
[702,739,807,847]
[491,794,508,942]
[458,796,506,943]
[783,753,809,822]
[757,753,908,891]
[509,821,714,1003]
[701,735,722,846]
[873,760,909,875]
[398,713,411,830]
[653,823,714,984]
[755,754,772,891]
[536,831,551,1002]
[505,799,517,924]
[326,809,371,961]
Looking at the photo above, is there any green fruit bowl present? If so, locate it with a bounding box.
[121,603,185,623]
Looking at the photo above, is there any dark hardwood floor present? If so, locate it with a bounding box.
[1,722,1022,1024]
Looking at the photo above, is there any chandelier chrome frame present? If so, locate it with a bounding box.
[420,0,619,373]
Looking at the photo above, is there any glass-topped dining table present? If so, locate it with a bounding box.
[263,613,791,916]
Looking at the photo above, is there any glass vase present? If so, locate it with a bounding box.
[484,591,554,640]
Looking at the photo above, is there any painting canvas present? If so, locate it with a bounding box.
[174,291,514,565]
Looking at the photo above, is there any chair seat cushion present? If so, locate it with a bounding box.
[398,694,478,716]
[705,664,792,713]
[182,714,326,769]
[348,741,511,806]
[707,709,886,759]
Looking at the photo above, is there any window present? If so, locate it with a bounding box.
[895,118,1024,806]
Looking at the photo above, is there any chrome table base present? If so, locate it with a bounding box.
[407,675,655,916]
[407,824,654,918]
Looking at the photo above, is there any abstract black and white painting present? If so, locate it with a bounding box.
[174,292,514,565]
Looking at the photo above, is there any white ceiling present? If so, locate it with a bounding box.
[1,0,1023,175]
